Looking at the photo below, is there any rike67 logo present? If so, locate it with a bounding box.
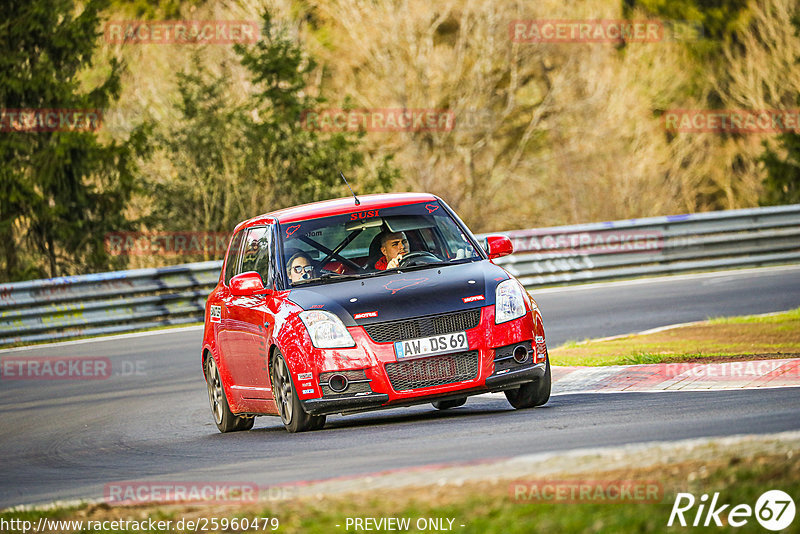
[668,490,795,531]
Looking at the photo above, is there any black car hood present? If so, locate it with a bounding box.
[287,260,510,326]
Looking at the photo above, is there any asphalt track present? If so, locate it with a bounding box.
[1,265,799,508]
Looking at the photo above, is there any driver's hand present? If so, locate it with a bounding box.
[387,254,403,269]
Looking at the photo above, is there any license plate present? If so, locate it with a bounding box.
[394,332,468,360]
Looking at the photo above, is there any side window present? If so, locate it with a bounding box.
[224,230,245,285]
[240,226,273,288]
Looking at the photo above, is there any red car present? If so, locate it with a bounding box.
[202,193,550,433]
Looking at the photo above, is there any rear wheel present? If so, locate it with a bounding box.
[270,350,325,433]
[206,356,253,433]
[432,397,467,410]
[504,355,551,409]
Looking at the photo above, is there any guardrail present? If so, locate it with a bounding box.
[493,203,800,287]
[1,204,799,346]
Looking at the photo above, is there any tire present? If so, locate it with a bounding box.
[234,416,255,431]
[270,349,325,433]
[206,356,253,433]
[432,397,467,410]
[504,355,551,409]
[307,414,327,431]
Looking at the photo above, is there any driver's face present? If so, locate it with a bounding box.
[381,233,409,261]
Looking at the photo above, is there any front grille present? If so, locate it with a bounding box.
[385,351,479,391]
[364,309,481,343]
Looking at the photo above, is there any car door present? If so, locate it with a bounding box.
[219,225,275,400]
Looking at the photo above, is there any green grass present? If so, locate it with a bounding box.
[550,307,800,367]
[707,308,800,325]
[1,452,796,533]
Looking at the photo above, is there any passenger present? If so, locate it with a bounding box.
[286,252,314,283]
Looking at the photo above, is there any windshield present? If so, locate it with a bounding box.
[280,201,482,287]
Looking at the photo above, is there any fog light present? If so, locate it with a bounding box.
[328,374,349,393]
[513,345,529,364]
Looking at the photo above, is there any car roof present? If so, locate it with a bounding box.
[234,192,439,232]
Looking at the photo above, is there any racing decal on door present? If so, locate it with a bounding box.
[383,277,429,295]
[209,305,222,323]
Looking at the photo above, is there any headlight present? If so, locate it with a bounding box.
[299,310,356,348]
[495,279,527,324]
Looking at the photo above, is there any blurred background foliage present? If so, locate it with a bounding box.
[1,0,799,281]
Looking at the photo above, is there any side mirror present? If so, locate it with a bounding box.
[230,272,271,296]
[485,235,513,259]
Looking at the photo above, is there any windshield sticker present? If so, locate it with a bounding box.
[462,295,485,303]
[425,204,439,213]
[350,210,380,220]
[383,277,429,295]
[209,305,221,323]
[354,311,378,320]
[285,224,301,237]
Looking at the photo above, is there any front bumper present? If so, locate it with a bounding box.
[485,362,546,391]
[302,393,389,415]
[295,305,548,415]
[300,362,546,416]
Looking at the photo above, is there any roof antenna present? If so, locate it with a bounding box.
[340,171,360,205]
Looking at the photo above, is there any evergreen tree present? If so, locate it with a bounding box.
[759,13,800,206]
[0,0,148,281]
[148,11,396,238]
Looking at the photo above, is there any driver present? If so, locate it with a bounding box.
[286,251,314,283]
[374,231,409,270]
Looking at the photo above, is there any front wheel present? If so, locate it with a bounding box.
[206,356,253,433]
[270,350,325,433]
[505,356,551,409]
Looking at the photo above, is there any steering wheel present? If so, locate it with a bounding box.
[398,251,440,267]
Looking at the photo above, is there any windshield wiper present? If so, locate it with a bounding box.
[291,272,364,286]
